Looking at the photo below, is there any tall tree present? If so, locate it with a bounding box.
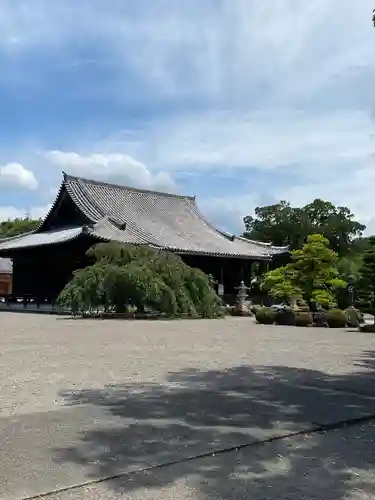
[243,199,365,256]
[262,234,346,307]
[58,242,223,318]
[357,236,375,313]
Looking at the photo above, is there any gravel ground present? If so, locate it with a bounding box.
[0,313,375,499]
[1,314,374,418]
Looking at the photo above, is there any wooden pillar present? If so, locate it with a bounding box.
[247,260,252,285]
[216,261,224,298]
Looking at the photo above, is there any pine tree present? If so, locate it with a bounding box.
[263,234,347,307]
[357,236,375,313]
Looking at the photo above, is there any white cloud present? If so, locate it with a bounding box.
[110,109,375,176]
[276,166,375,232]
[0,163,38,190]
[201,163,375,236]
[199,194,261,235]
[0,0,375,236]
[44,150,176,193]
[0,1,373,105]
[0,203,50,222]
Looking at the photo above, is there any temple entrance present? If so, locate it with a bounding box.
[180,254,254,298]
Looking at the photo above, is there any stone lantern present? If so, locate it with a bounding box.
[234,280,251,316]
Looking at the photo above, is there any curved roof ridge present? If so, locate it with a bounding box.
[188,199,289,254]
[236,235,289,250]
[188,198,240,241]
[0,230,36,242]
[63,172,196,201]
[33,179,66,233]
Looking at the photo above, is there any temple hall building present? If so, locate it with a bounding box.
[0,173,288,300]
[0,258,12,295]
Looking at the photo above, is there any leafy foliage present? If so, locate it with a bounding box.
[58,242,223,318]
[356,236,375,313]
[0,217,41,238]
[262,234,347,307]
[255,307,276,325]
[326,309,347,328]
[295,311,313,327]
[275,307,296,326]
[243,199,365,256]
[260,266,302,302]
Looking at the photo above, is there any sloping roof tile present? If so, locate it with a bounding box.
[64,174,288,259]
[0,226,84,251]
[0,174,289,259]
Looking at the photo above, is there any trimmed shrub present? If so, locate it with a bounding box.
[345,306,363,328]
[275,307,296,326]
[295,300,310,312]
[326,309,347,328]
[295,311,313,327]
[255,307,276,325]
[251,304,262,315]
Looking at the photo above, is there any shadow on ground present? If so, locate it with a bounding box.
[55,350,375,499]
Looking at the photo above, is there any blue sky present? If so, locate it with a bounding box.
[0,1,375,234]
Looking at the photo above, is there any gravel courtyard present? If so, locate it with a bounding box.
[1,313,375,499]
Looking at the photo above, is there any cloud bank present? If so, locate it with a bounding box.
[0,1,374,235]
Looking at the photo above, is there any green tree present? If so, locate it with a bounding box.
[0,217,41,238]
[357,236,375,313]
[58,242,223,318]
[243,199,365,256]
[336,236,372,290]
[263,234,347,307]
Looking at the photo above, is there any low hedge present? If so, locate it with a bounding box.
[251,304,263,315]
[295,311,313,327]
[275,307,296,326]
[326,309,347,328]
[255,307,277,325]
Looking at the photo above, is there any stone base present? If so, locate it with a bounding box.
[232,306,252,317]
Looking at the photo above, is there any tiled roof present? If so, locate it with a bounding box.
[0,227,85,251]
[0,174,289,259]
[64,174,288,259]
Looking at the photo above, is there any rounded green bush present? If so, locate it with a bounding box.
[295,311,313,327]
[251,304,262,315]
[275,307,296,326]
[326,309,347,328]
[255,307,276,325]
